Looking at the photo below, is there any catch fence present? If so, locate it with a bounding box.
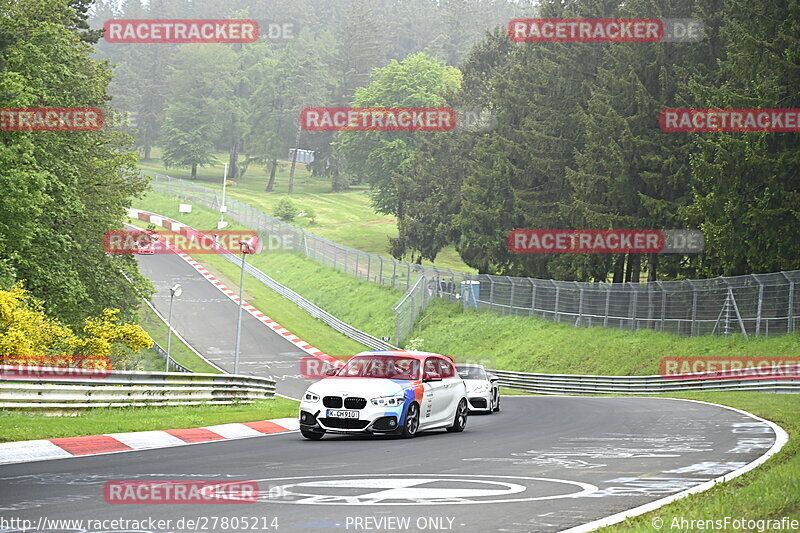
[148,172,799,344]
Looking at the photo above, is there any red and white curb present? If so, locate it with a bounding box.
[127,208,341,369]
[0,417,300,466]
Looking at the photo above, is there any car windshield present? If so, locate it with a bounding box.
[335,356,421,380]
[457,366,487,380]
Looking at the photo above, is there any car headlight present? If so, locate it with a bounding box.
[370,395,405,407]
[303,391,320,402]
[472,383,490,393]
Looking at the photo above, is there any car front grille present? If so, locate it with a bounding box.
[320,418,370,430]
[344,397,367,409]
[323,396,343,408]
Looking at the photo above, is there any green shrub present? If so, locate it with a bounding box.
[274,198,299,222]
[304,207,317,224]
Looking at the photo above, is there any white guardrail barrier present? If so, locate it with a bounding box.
[487,366,800,395]
[0,366,276,408]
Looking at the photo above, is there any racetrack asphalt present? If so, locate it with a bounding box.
[135,249,316,399]
[0,244,777,532]
[0,396,777,532]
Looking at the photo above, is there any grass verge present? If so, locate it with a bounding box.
[0,398,299,443]
[135,301,221,373]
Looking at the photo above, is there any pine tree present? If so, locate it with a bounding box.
[686,0,800,275]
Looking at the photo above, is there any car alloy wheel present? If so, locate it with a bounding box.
[401,402,420,438]
[447,399,468,432]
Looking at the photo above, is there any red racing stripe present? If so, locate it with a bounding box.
[165,428,225,443]
[50,435,133,456]
[243,421,289,434]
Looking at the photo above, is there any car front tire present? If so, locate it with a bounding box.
[400,402,420,438]
[446,399,468,433]
[492,391,500,412]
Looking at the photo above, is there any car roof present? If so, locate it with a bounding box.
[455,363,486,369]
[353,350,454,362]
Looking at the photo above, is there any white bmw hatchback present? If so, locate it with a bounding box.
[298,351,468,440]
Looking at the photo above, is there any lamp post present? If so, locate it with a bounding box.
[166,283,182,371]
[219,162,229,229]
[233,240,255,374]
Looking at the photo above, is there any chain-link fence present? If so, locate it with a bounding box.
[147,172,800,344]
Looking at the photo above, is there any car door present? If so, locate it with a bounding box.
[420,357,448,427]
[436,358,462,420]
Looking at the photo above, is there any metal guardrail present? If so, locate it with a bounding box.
[130,208,397,351]
[151,340,191,373]
[488,367,800,395]
[0,366,276,408]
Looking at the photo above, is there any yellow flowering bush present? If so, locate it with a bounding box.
[0,284,152,369]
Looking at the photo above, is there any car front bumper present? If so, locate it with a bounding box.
[299,402,407,434]
[466,391,493,412]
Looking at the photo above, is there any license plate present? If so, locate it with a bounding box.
[327,409,359,419]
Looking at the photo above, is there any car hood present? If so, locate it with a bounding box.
[306,378,415,399]
[463,379,489,392]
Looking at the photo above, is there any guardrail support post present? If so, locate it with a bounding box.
[554,281,560,322]
[790,281,795,333]
[507,276,515,316]
[690,280,698,336]
[529,279,536,317]
[783,272,795,333]
[755,275,764,335]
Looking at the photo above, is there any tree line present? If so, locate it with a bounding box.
[91,0,799,283]
[390,0,800,280]
[91,0,530,190]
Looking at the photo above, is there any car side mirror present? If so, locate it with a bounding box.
[423,372,442,382]
[324,368,338,376]
[488,374,499,382]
